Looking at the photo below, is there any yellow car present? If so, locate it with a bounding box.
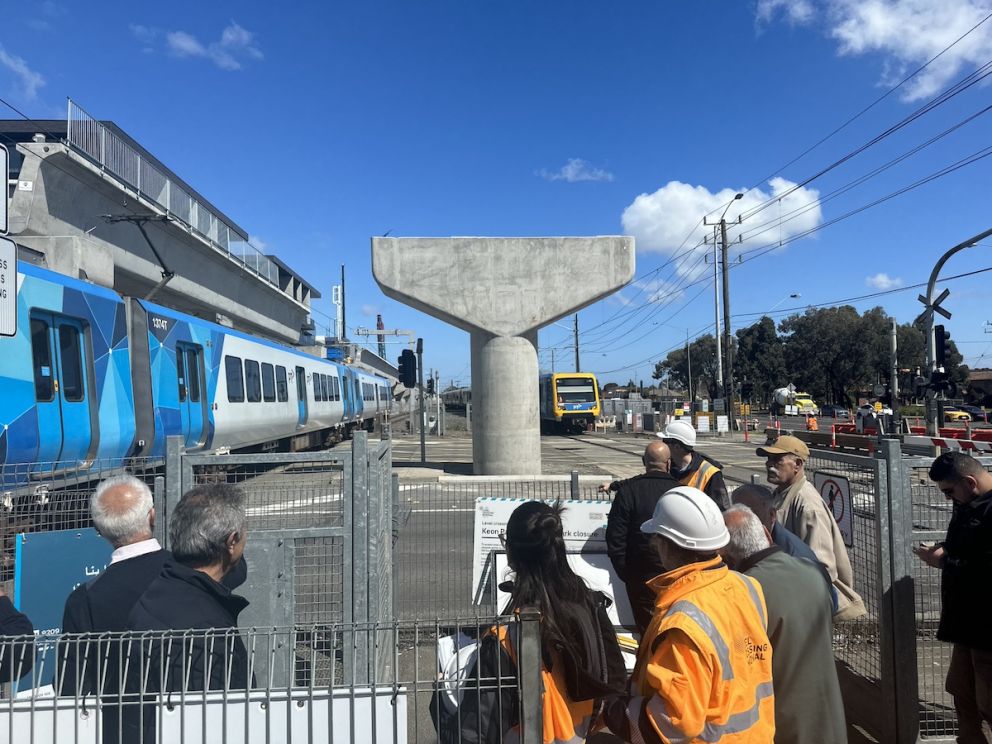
[944,407,972,422]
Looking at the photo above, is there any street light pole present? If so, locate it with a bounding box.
[709,229,723,393]
[573,313,580,372]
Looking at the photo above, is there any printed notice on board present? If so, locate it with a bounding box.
[0,237,15,337]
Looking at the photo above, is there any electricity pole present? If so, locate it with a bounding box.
[686,329,693,403]
[704,193,743,422]
[573,313,580,372]
[417,337,425,464]
[707,229,723,395]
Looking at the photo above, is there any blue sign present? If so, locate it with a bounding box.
[13,528,113,691]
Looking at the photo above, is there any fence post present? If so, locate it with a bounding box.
[570,470,580,499]
[879,438,920,743]
[516,607,544,744]
[164,435,184,549]
[351,430,370,684]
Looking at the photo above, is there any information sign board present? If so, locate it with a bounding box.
[14,528,113,691]
[813,472,853,547]
[0,237,14,337]
[472,498,609,600]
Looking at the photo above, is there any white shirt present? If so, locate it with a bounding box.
[110,537,162,565]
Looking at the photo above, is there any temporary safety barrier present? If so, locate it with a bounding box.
[0,616,544,744]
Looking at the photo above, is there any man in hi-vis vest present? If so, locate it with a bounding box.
[659,420,730,510]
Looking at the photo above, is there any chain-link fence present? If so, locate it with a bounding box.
[392,476,609,620]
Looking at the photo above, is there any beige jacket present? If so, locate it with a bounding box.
[776,475,867,620]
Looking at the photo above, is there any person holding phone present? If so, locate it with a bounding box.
[916,452,992,743]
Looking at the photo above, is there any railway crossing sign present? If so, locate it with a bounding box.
[0,236,15,337]
[813,472,853,547]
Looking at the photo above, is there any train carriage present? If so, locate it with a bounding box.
[539,372,601,434]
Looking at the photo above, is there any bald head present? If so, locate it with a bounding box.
[731,484,778,531]
[91,475,154,548]
[642,441,671,473]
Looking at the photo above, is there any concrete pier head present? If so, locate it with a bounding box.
[372,237,634,475]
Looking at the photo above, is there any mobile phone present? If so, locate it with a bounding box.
[918,541,937,550]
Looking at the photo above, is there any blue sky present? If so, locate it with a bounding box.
[4,0,992,387]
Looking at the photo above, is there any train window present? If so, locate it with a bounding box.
[261,363,275,402]
[330,376,338,401]
[30,318,54,401]
[186,348,201,403]
[313,374,321,402]
[176,352,186,402]
[321,375,329,401]
[296,366,307,401]
[58,325,85,402]
[245,360,262,403]
[275,366,288,402]
[225,356,244,402]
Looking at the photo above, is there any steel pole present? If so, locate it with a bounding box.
[712,232,723,392]
[573,313,580,372]
[417,337,425,464]
[720,218,734,425]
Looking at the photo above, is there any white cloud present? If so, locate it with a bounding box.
[147,21,262,71]
[620,178,823,270]
[536,158,614,183]
[757,0,815,25]
[0,46,45,100]
[866,272,903,289]
[361,304,379,317]
[758,0,992,102]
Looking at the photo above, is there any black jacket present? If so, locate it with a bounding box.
[430,594,625,744]
[0,596,33,682]
[671,452,730,510]
[59,550,247,695]
[128,561,252,692]
[938,491,992,650]
[606,471,681,586]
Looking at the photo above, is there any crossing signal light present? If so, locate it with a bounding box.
[935,325,951,367]
[398,349,417,388]
[426,378,435,396]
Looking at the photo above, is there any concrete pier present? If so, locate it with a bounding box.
[372,236,634,475]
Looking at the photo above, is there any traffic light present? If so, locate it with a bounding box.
[935,325,950,367]
[397,349,417,388]
[740,381,754,400]
[426,378,435,396]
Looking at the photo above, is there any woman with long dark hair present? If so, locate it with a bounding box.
[432,500,626,744]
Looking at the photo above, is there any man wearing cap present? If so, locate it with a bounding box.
[602,486,775,743]
[758,435,866,621]
[658,420,730,510]
[604,441,680,633]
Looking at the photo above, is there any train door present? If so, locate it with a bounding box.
[176,343,205,448]
[295,366,308,427]
[29,313,93,464]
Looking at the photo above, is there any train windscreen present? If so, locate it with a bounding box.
[555,377,596,404]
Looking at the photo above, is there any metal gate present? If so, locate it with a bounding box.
[163,432,392,685]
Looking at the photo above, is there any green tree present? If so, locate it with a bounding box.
[734,316,786,403]
[653,334,720,398]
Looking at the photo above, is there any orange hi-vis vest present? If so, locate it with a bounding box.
[626,557,776,743]
[680,459,719,494]
[496,625,595,744]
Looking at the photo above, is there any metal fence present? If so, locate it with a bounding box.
[0,614,544,743]
[805,440,973,743]
[64,99,280,288]
[392,476,608,620]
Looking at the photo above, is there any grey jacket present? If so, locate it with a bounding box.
[738,547,847,744]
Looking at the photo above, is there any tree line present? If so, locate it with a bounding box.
[651,306,967,406]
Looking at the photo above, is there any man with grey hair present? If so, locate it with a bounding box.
[129,483,251,692]
[722,504,847,744]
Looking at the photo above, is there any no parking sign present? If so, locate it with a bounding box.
[813,472,853,547]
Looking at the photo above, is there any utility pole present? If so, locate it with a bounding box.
[707,229,724,394]
[551,348,556,373]
[891,318,900,432]
[705,193,742,422]
[340,264,347,341]
[720,218,734,424]
[417,337,425,464]
[573,313,580,372]
[686,329,693,403]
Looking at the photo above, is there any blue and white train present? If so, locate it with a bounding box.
[0,261,391,470]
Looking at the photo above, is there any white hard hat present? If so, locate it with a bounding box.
[658,419,697,448]
[640,486,729,551]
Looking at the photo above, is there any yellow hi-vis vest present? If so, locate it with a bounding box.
[627,557,776,743]
[679,459,719,494]
[497,625,595,744]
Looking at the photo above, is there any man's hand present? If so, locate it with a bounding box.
[598,481,612,494]
[913,542,945,568]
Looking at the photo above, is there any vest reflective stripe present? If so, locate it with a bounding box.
[647,680,774,743]
[669,600,733,680]
[682,460,718,493]
[737,573,766,630]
